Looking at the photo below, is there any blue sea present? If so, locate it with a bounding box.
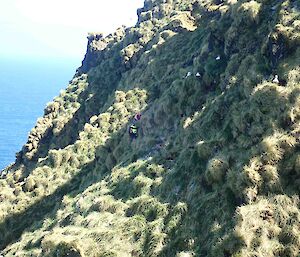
[0,56,80,170]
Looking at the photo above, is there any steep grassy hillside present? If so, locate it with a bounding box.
[1,0,300,256]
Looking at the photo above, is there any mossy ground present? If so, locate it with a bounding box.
[0,0,300,256]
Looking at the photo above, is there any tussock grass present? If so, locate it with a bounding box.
[1,0,300,256]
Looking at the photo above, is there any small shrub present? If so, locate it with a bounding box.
[261,165,281,191]
[90,196,127,214]
[44,101,60,115]
[127,196,169,221]
[69,155,80,168]
[33,186,45,197]
[205,155,229,185]
[24,177,36,192]
[242,158,263,187]
[234,1,262,26]
[165,202,187,233]
[145,164,165,178]
[13,186,23,196]
[260,132,295,164]
[48,150,63,168]
[62,151,71,163]
[133,175,153,195]
[13,170,24,182]
[41,236,84,257]
[89,115,98,125]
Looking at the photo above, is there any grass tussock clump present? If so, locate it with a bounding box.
[41,235,86,257]
[24,177,36,192]
[165,202,188,233]
[232,195,300,257]
[48,150,63,168]
[205,154,229,186]
[90,195,128,215]
[127,195,169,222]
[235,1,262,25]
[261,132,296,164]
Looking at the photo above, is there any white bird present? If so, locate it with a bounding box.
[216,55,221,60]
[196,72,201,77]
[273,75,279,84]
[185,72,192,78]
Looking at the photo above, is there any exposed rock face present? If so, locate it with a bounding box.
[1,0,300,256]
[80,29,126,73]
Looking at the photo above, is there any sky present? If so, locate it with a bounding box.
[0,0,144,61]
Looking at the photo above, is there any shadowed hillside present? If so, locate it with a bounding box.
[1,0,300,256]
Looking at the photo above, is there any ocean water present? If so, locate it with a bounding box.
[0,57,80,170]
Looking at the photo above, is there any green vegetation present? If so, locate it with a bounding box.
[1,0,300,256]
